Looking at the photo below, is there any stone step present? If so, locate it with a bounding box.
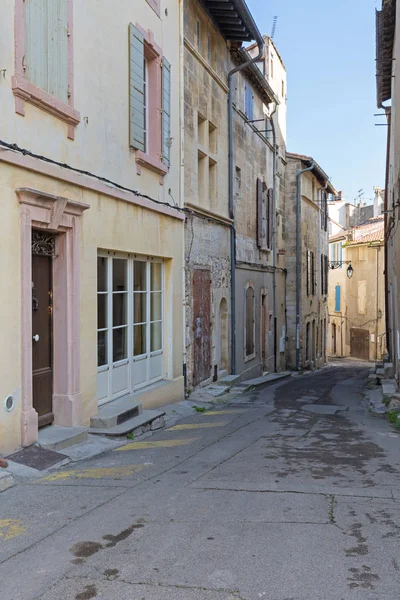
[382,378,397,397]
[37,425,88,452]
[218,374,241,389]
[90,396,142,429]
[90,409,165,438]
[0,470,15,493]
[239,371,292,389]
[384,362,395,378]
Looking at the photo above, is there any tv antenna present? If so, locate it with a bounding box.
[271,16,278,39]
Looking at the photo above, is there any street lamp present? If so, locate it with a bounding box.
[329,260,353,279]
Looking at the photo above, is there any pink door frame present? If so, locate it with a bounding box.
[17,188,89,446]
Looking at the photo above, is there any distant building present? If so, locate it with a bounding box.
[285,154,337,370]
[328,216,386,361]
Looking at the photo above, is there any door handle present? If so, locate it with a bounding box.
[33,334,40,342]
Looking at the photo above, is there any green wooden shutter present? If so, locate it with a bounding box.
[24,0,68,102]
[24,0,48,92]
[129,23,146,152]
[47,0,68,103]
[162,57,171,166]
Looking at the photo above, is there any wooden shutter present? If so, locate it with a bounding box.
[324,192,328,231]
[47,0,68,103]
[324,255,329,295]
[320,254,324,297]
[25,0,48,92]
[267,188,273,250]
[25,0,68,102]
[257,178,267,248]
[335,285,341,312]
[311,251,315,295]
[129,23,146,152]
[306,251,311,296]
[162,57,171,167]
[358,281,367,314]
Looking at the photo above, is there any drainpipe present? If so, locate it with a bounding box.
[269,103,278,372]
[228,37,264,374]
[376,246,380,361]
[296,161,315,371]
[179,0,187,394]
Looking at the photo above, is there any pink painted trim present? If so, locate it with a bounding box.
[135,150,168,177]
[12,75,80,139]
[145,0,161,18]
[135,23,165,177]
[17,189,89,440]
[13,0,79,139]
[1,150,184,220]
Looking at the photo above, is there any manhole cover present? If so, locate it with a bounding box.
[8,446,68,470]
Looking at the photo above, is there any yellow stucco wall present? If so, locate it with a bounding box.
[0,160,184,454]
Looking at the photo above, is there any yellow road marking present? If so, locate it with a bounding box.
[115,437,198,451]
[202,410,244,416]
[0,519,26,540]
[38,464,145,482]
[168,422,229,431]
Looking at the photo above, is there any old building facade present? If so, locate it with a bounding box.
[285,154,336,370]
[376,0,400,378]
[0,0,184,454]
[328,217,386,361]
[183,0,288,391]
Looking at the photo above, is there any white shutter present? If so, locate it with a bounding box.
[24,0,48,91]
[162,57,171,166]
[129,23,146,152]
[47,0,68,103]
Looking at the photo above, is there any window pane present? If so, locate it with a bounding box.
[113,259,127,291]
[113,327,127,362]
[98,331,107,367]
[134,261,147,291]
[151,292,162,321]
[134,292,147,324]
[134,324,147,356]
[151,322,162,352]
[151,263,162,291]
[97,257,108,292]
[97,294,107,329]
[113,293,127,327]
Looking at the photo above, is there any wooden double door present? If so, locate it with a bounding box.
[350,328,369,361]
[32,254,54,427]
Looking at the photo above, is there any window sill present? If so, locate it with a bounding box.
[12,75,80,140]
[244,352,256,363]
[135,150,168,182]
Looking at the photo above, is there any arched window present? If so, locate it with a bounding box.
[245,285,255,359]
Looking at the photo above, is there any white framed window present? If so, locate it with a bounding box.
[245,283,256,361]
[97,254,164,405]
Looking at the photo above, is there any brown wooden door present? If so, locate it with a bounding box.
[261,294,267,370]
[193,269,211,387]
[350,328,369,360]
[32,254,54,427]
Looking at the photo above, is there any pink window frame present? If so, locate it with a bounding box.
[146,0,161,17]
[134,24,168,183]
[13,0,80,140]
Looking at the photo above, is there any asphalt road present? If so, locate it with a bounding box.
[1,361,400,600]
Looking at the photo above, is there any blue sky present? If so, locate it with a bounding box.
[246,0,386,204]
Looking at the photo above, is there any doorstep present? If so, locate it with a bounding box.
[239,371,292,389]
[90,409,165,438]
[37,425,89,452]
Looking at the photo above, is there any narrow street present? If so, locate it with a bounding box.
[1,362,400,600]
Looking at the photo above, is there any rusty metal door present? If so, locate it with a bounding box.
[350,328,369,360]
[32,254,54,427]
[192,269,211,387]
